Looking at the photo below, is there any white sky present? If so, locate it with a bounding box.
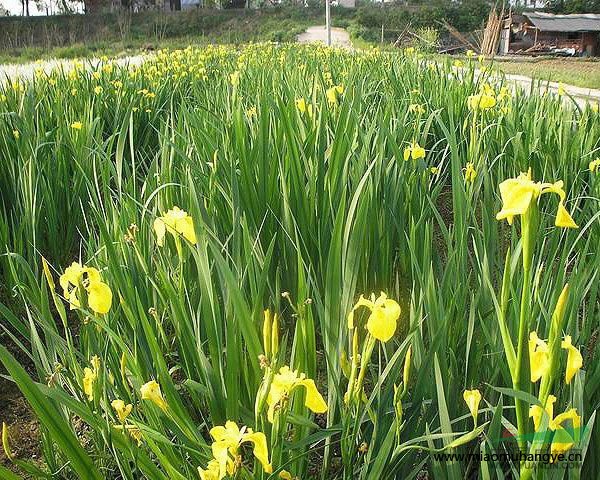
[2,0,44,15]
[2,0,80,15]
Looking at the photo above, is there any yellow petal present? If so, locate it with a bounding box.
[296,98,306,112]
[175,215,197,245]
[496,178,537,222]
[550,408,580,431]
[83,367,96,401]
[463,389,481,422]
[555,202,578,229]
[198,459,221,480]
[550,426,574,460]
[300,378,328,414]
[528,331,549,383]
[153,218,166,247]
[366,298,400,342]
[529,394,556,431]
[59,261,84,292]
[140,380,168,411]
[209,425,228,442]
[68,288,81,310]
[326,87,337,104]
[403,147,411,161]
[412,145,425,159]
[211,440,230,478]
[347,295,373,329]
[541,180,566,201]
[243,431,271,473]
[86,281,112,314]
[111,399,132,422]
[530,350,550,383]
[561,336,583,384]
[83,267,102,284]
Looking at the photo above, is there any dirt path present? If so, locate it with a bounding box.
[297,26,352,49]
[0,55,145,81]
[494,71,600,106]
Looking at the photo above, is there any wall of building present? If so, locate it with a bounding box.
[536,31,598,55]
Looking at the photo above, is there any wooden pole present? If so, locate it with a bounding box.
[325,0,331,46]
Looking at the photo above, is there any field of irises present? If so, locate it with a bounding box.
[0,44,599,480]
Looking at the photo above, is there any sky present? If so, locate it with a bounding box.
[2,0,44,15]
[1,0,81,15]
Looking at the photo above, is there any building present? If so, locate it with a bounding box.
[499,11,600,56]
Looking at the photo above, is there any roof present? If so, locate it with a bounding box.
[525,11,600,32]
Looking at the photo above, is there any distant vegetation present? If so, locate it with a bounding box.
[547,0,600,14]
[0,1,491,61]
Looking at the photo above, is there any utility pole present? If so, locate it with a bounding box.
[325,0,331,46]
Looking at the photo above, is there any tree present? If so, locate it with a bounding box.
[547,0,600,13]
[21,0,30,15]
[83,0,112,13]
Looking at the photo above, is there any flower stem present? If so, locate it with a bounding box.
[514,208,534,458]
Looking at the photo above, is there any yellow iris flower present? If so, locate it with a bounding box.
[468,93,496,110]
[111,399,133,423]
[589,158,600,172]
[82,355,100,401]
[496,170,578,228]
[464,162,477,183]
[140,380,168,412]
[529,331,550,383]
[403,142,426,161]
[549,408,581,460]
[70,121,83,130]
[326,85,344,105]
[295,98,314,117]
[529,394,556,431]
[408,103,425,114]
[347,292,401,342]
[530,390,581,459]
[113,424,143,445]
[153,206,197,247]
[209,421,272,476]
[463,389,482,425]
[267,366,327,423]
[59,262,112,314]
[561,336,583,384]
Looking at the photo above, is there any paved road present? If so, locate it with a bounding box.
[297,26,352,49]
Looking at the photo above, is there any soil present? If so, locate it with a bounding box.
[0,377,41,470]
[0,284,42,474]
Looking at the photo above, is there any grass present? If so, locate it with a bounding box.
[487,57,600,90]
[0,44,599,480]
